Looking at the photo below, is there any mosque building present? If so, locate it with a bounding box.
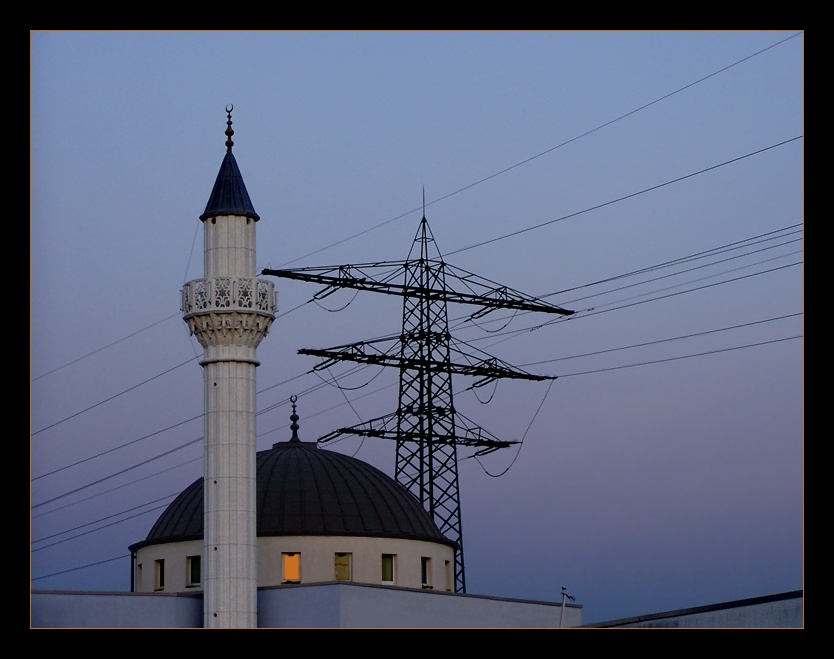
[128,397,459,596]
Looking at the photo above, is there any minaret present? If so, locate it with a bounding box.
[181,106,277,628]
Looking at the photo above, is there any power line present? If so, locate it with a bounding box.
[32,455,201,519]
[451,225,801,334]
[32,414,203,480]
[275,32,801,268]
[31,554,129,582]
[445,137,802,258]
[558,246,801,311]
[465,256,802,351]
[33,495,176,548]
[558,261,800,325]
[521,313,802,367]
[32,436,202,509]
[541,225,802,300]
[30,356,199,438]
[32,501,167,552]
[30,313,182,382]
[555,335,801,378]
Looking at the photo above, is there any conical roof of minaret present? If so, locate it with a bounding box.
[199,105,260,222]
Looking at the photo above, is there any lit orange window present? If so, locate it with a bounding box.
[282,552,300,583]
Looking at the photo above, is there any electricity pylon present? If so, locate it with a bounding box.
[262,215,573,592]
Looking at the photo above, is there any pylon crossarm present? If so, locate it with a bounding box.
[316,411,400,444]
[260,264,574,315]
[299,341,555,382]
[301,343,392,371]
[449,340,557,383]
[442,262,574,316]
[316,410,518,451]
[454,414,518,452]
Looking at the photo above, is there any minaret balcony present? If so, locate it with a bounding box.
[181,277,277,350]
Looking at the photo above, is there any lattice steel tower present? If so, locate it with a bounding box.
[262,214,572,593]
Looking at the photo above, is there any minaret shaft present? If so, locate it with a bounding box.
[202,358,258,627]
[204,215,256,277]
[184,213,275,627]
[181,111,276,628]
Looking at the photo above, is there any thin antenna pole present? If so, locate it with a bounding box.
[560,587,575,627]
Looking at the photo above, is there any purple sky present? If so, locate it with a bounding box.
[30,30,803,625]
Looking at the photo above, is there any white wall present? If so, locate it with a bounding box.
[32,583,581,628]
[257,582,580,628]
[31,591,203,628]
[582,590,803,628]
[133,535,456,593]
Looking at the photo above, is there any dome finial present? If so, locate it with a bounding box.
[289,394,300,442]
[225,104,235,153]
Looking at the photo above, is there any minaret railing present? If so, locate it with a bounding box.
[181,277,277,317]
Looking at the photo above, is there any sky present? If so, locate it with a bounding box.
[30,30,803,626]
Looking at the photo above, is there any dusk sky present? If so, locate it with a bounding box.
[30,30,803,625]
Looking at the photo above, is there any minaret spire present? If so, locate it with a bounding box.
[289,395,301,443]
[200,105,258,222]
[180,107,277,628]
[225,104,234,153]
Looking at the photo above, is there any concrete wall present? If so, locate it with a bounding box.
[582,590,803,628]
[31,590,202,628]
[31,583,581,628]
[257,582,581,628]
[32,585,801,629]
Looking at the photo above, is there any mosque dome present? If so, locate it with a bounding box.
[129,437,455,552]
[128,399,458,594]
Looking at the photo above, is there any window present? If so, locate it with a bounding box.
[335,552,352,581]
[282,552,300,583]
[154,559,165,591]
[381,554,396,584]
[445,560,453,591]
[187,555,201,588]
[421,556,432,589]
